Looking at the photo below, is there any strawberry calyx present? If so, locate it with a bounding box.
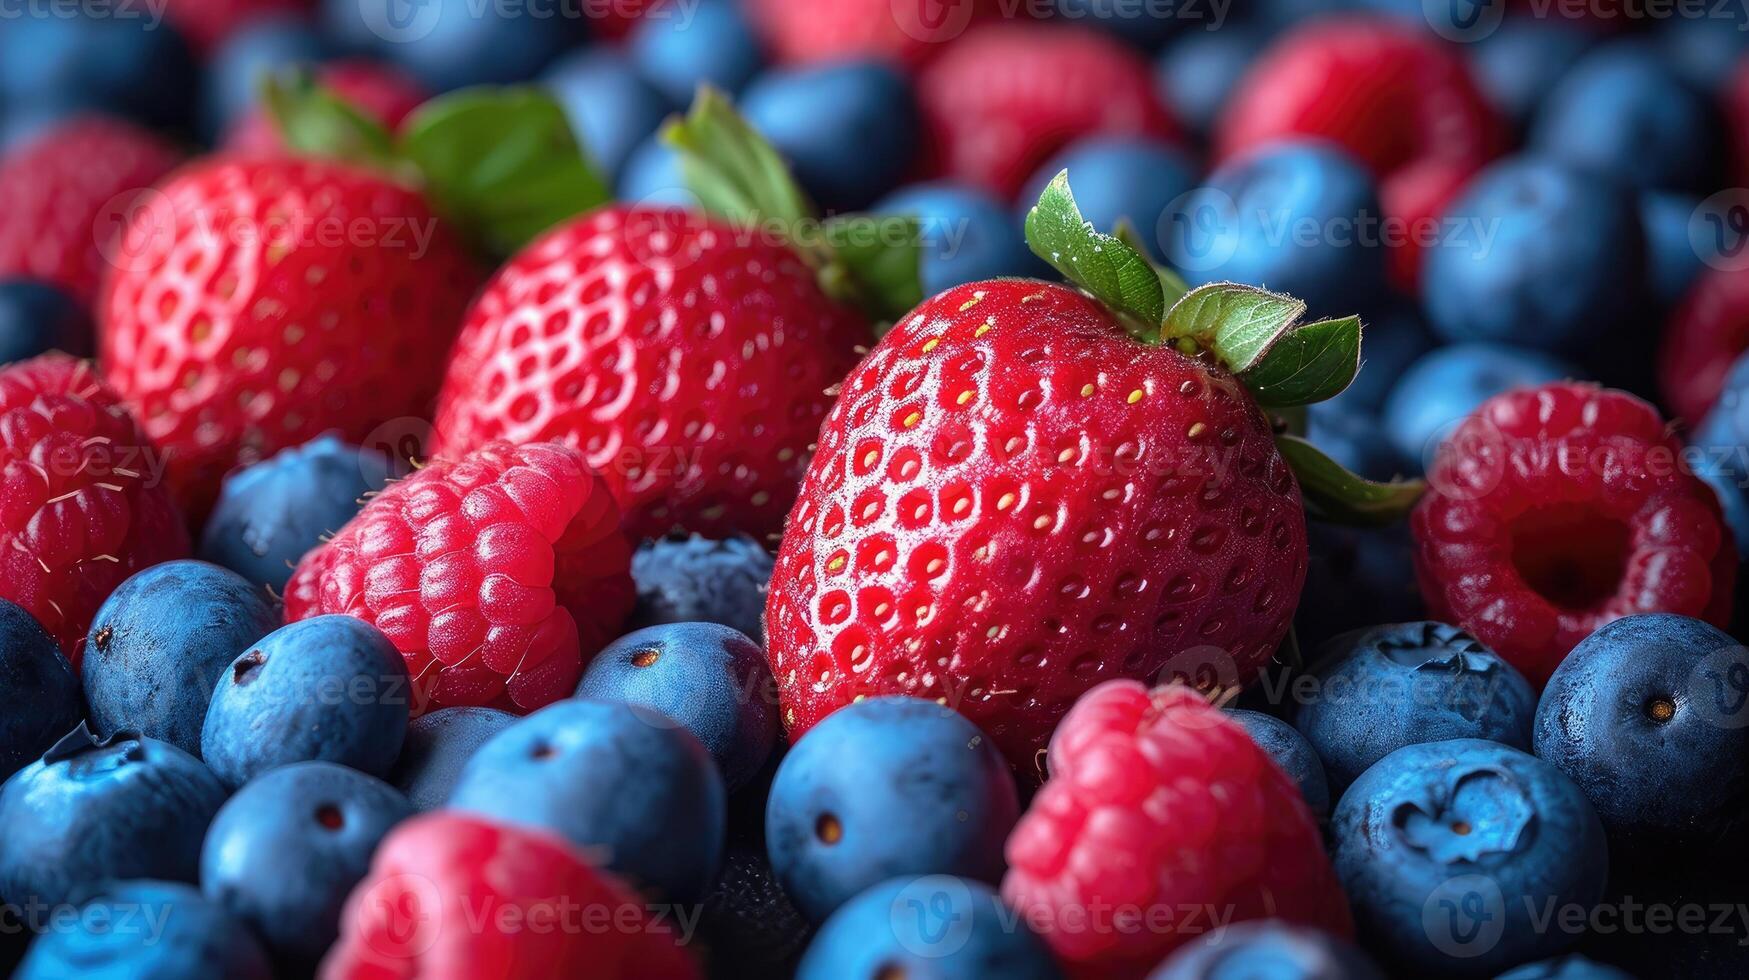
[1025,170,1424,525]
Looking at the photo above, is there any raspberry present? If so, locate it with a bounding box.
[1412,383,1737,686]
[286,441,635,715]
[1001,681,1351,978]
[1659,266,1749,426]
[0,354,190,665]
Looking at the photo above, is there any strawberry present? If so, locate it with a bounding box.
[223,60,427,157]
[0,118,183,307]
[765,173,1421,771]
[745,0,992,70]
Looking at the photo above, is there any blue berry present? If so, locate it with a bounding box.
[1147,921,1383,980]
[1295,522,1424,648]
[14,881,271,980]
[1020,137,1198,263]
[1382,342,1574,472]
[201,761,413,962]
[544,50,671,183]
[1465,21,1593,132]
[448,698,726,902]
[797,876,1062,980]
[1533,614,1749,853]
[0,278,91,365]
[630,0,763,106]
[325,0,584,93]
[766,696,1018,922]
[200,616,411,788]
[0,13,198,133]
[388,705,516,810]
[575,623,777,792]
[199,14,329,142]
[1331,739,1607,974]
[741,61,919,212]
[1641,191,1706,311]
[1497,955,1637,980]
[1153,25,1266,140]
[875,182,1038,297]
[0,724,228,907]
[1306,405,1402,482]
[1228,709,1331,821]
[0,600,78,783]
[630,533,773,643]
[83,561,279,757]
[1296,623,1537,795]
[616,133,692,206]
[1654,11,1749,92]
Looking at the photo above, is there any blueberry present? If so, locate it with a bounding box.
[202,761,413,962]
[1228,709,1331,821]
[741,61,919,212]
[0,724,228,907]
[1533,614,1749,854]
[1654,12,1749,92]
[1465,21,1593,133]
[543,50,671,184]
[1331,739,1608,974]
[697,846,812,978]
[199,15,329,143]
[630,0,764,106]
[200,616,411,788]
[1641,191,1705,312]
[0,13,198,134]
[388,705,516,810]
[1147,921,1384,980]
[1322,301,1435,415]
[199,436,389,594]
[1306,405,1402,482]
[1154,25,1267,140]
[13,881,271,980]
[575,623,777,792]
[875,182,1038,296]
[326,0,585,93]
[1497,955,1636,980]
[1168,141,1387,320]
[629,533,773,643]
[0,278,92,364]
[797,876,1062,980]
[1422,158,1644,355]
[1296,623,1537,796]
[617,133,693,207]
[83,561,279,757]
[447,698,726,902]
[1295,522,1424,649]
[0,600,78,783]
[766,696,1019,922]
[1529,43,1724,195]
[1020,137,1198,264]
[1382,342,1575,472]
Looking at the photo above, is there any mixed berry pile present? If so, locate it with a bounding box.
[1,1,1748,978]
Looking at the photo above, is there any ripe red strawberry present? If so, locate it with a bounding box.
[166,0,313,55]
[0,354,190,665]
[0,118,183,306]
[98,155,479,517]
[224,61,428,157]
[1660,267,1749,426]
[1003,681,1352,978]
[323,812,701,980]
[286,440,634,715]
[1413,382,1736,686]
[745,0,992,70]
[916,22,1178,199]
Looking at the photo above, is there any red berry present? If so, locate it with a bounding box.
[1002,681,1351,978]
[0,118,183,306]
[433,206,867,541]
[1659,266,1749,426]
[745,0,990,70]
[916,22,1177,200]
[0,354,190,665]
[765,280,1307,774]
[98,156,480,517]
[165,0,314,54]
[286,440,634,715]
[322,812,701,980]
[1412,382,1736,686]
[224,61,428,157]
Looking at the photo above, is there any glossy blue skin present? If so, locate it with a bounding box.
[1296,522,1424,649]
[199,436,390,593]
[1323,301,1435,414]
[741,61,919,212]
[0,725,228,907]
[1422,158,1644,354]
[200,15,329,143]
[544,50,670,183]
[797,876,1062,980]
[630,534,774,643]
[1497,955,1637,980]
[876,182,1039,296]
[1641,191,1705,311]
[1534,614,1749,851]
[575,623,777,792]
[1148,921,1383,980]
[1168,142,1387,320]
[1297,623,1537,795]
[1229,709,1331,820]
[388,706,516,810]
[201,761,413,961]
[630,0,763,105]
[766,696,1019,922]
[1530,43,1723,195]
[0,600,79,782]
[0,279,91,364]
[83,561,279,757]
[1306,405,1401,483]
[1382,342,1574,472]
[0,14,198,134]
[200,616,410,788]
[448,698,726,901]
[326,0,586,93]
[14,881,271,980]
[617,133,694,207]
[1692,361,1749,587]
[1331,739,1607,975]
[1466,21,1593,131]
[1020,137,1198,263]
[1154,25,1267,139]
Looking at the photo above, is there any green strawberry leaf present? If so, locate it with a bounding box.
[1276,434,1425,526]
[1161,282,1306,374]
[1024,171,1165,341]
[398,87,610,256]
[1113,218,1190,307]
[1241,315,1362,408]
[261,71,401,173]
[823,214,926,326]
